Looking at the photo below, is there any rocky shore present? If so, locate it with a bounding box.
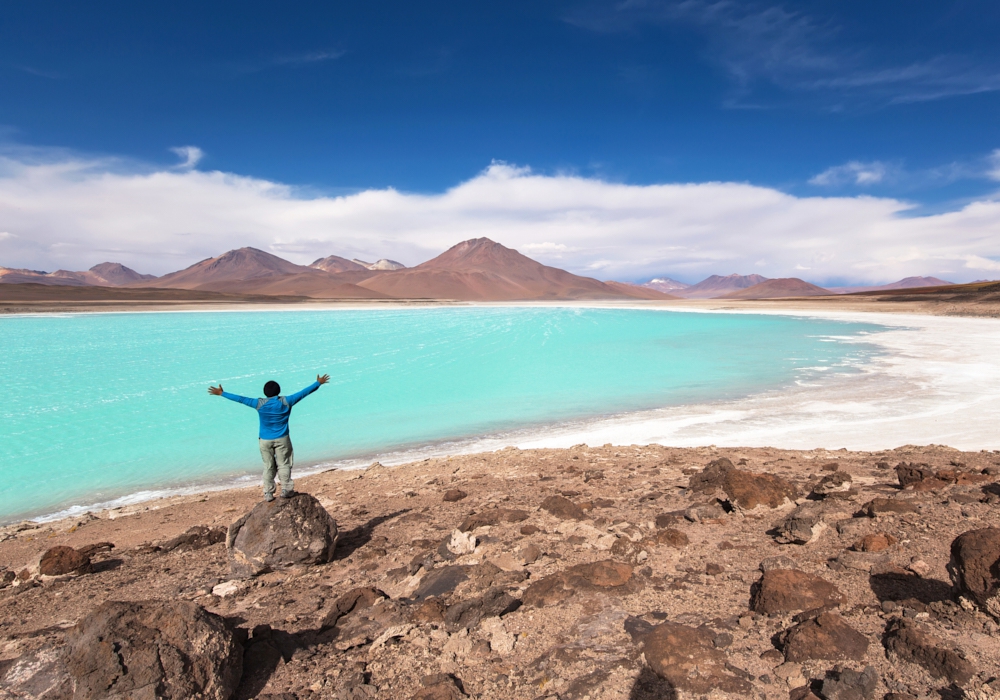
[1,443,999,699]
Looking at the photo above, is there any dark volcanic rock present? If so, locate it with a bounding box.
[689,458,798,510]
[444,586,520,631]
[38,545,91,576]
[750,569,845,614]
[884,618,975,685]
[458,508,528,531]
[226,492,338,577]
[639,621,752,694]
[774,502,831,545]
[780,611,869,662]
[411,673,465,699]
[523,560,635,607]
[65,599,242,700]
[321,587,389,629]
[948,527,1000,617]
[539,495,586,520]
[817,666,878,700]
[896,462,935,487]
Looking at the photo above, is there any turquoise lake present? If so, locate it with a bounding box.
[0,307,882,522]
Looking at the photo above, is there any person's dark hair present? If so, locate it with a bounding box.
[263,381,280,397]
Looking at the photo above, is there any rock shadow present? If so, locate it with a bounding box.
[869,573,953,606]
[233,623,338,700]
[90,558,123,574]
[628,667,677,700]
[333,510,410,561]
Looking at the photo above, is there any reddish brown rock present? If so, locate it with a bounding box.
[810,471,853,498]
[65,600,242,700]
[321,587,388,628]
[948,527,1000,616]
[160,525,226,553]
[895,462,936,487]
[540,495,586,520]
[442,489,467,502]
[853,533,898,553]
[38,546,92,576]
[689,458,798,510]
[780,611,869,662]
[884,618,975,685]
[750,569,845,614]
[639,621,752,694]
[523,560,634,607]
[226,492,338,578]
[412,674,465,699]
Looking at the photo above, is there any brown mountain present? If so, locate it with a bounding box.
[678,274,769,298]
[355,238,662,301]
[720,278,831,299]
[136,247,309,289]
[827,276,954,294]
[0,263,155,287]
[132,247,388,299]
[309,255,369,273]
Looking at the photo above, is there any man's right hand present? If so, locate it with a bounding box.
[317,374,330,385]
[208,385,224,396]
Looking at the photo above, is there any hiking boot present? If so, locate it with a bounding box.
[280,489,294,498]
[264,493,275,502]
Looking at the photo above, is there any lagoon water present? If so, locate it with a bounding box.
[0,307,883,522]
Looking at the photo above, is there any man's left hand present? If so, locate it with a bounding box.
[208,385,224,396]
[317,374,330,385]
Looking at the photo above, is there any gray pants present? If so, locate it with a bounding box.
[259,435,294,497]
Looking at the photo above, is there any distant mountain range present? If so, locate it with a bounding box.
[640,273,954,299]
[0,238,680,302]
[0,243,965,301]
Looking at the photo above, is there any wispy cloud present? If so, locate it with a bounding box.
[565,1,1000,108]
[810,161,891,187]
[227,49,346,75]
[3,148,1000,284]
[810,153,999,189]
[169,146,204,170]
[18,66,63,80]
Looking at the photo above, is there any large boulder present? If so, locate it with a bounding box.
[688,458,798,511]
[65,600,243,700]
[227,492,338,578]
[750,568,845,614]
[948,527,1000,618]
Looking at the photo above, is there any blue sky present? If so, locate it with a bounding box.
[2,1,1000,283]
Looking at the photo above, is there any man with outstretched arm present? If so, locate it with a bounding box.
[208,374,330,502]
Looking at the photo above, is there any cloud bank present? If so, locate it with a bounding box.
[1,151,1000,283]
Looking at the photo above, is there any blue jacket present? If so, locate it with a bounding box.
[222,381,321,439]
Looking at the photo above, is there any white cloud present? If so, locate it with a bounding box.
[169,146,204,170]
[988,149,1000,182]
[1,152,1000,284]
[809,160,889,186]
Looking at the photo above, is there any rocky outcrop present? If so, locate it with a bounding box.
[689,458,798,511]
[65,599,242,700]
[750,568,845,614]
[773,501,850,545]
[226,492,338,578]
[159,525,226,553]
[948,527,1000,618]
